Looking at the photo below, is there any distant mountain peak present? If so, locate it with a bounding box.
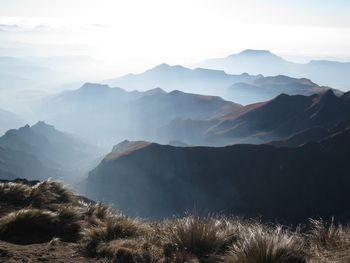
[149,63,187,72]
[238,49,273,56]
[144,87,166,95]
[80,82,110,91]
[32,121,54,130]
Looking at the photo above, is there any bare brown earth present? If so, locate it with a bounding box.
[0,240,108,263]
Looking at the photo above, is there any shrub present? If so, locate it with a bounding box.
[223,224,307,263]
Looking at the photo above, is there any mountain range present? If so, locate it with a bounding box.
[162,89,350,145]
[38,82,339,146]
[105,63,331,104]
[0,121,100,181]
[38,83,242,146]
[199,49,350,91]
[83,119,350,223]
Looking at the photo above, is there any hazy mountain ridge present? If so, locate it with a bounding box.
[105,62,334,105]
[199,49,350,91]
[0,121,100,181]
[228,75,331,104]
[105,63,259,97]
[39,83,242,146]
[162,89,350,145]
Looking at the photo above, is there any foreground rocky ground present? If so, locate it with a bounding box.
[0,179,349,263]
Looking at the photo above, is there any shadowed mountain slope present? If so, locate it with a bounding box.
[84,124,350,223]
[163,89,350,145]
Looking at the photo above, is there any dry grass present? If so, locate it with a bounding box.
[0,179,79,210]
[81,213,148,256]
[307,219,350,262]
[163,215,238,258]
[223,224,307,263]
[0,207,82,244]
[2,180,350,263]
[30,180,79,207]
[0,182,31,205]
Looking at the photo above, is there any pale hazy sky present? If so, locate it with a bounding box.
[1,0,350,73]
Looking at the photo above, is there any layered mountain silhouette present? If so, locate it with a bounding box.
[162,89,350,145]
[0,121,99,181]
[39,83,242,145]
[40,82,339,146]
[228,75,330,104]
[84,121,350,223]
[105,63,259,98]
[200,49,350,91]
[104,63,332,105]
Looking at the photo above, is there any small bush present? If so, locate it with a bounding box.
[223,224,307,263]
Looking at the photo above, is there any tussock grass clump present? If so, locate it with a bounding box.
[0,208,82,244]
[84,202,112,225]
[163,215,237,258]
[81,213,148,256]
[223,224,307,263]
[96,238,159,263]
[0,179,79,209]
[307,219,350,262]
[0,182,31,205]
[30,180,79,207]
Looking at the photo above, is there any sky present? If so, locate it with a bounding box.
[0,0,350,74]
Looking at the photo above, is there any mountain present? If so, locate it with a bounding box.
[199,49,350,91]
[105,63,334,105]
[227,75,331,104]
[83,124,350,223]
[201,50,288,76]
[207,89,350,143]
[269,117,350,147]
[0,121,100,181]
[104,63,259,98]
[0,146,53,180]
[162,90,350,145]
[39,83,242,146]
